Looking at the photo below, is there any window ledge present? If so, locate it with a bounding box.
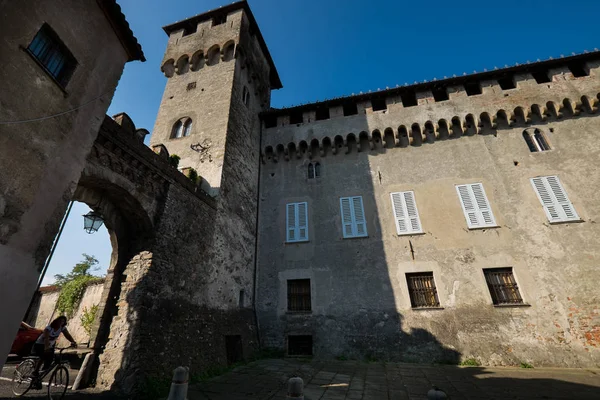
[285,240,309,245]
[286,311,312,315]
[342,235,369,240]
[411,307,444,311]
[21,46,69,97]
[397,232,425,237]
[548,219,583,225]
[467,225,500,231]
[493,303,530,308]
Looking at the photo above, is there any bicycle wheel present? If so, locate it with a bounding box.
[11,359,35,396]
[47,365,69,400]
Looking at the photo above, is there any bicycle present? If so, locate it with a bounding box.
[11,346,73,399]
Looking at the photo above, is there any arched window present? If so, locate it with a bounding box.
[307,163,315,179]
[242,86,250,107]
[314,162,321,177]
[523,129,550,152]
[183,119,192,137]
[172,120,184,138]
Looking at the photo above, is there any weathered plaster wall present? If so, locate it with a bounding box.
[257,67,600,367]
[27,282,105,345]
[0,0,132,369]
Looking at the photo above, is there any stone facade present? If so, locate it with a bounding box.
[0,0,143,371]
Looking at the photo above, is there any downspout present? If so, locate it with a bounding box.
[252,111,264,350]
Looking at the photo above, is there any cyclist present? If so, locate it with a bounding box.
[31,316,76,387]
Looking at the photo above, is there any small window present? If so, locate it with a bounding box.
[343,102,358,116]
[568,63,589,77]
[264,115,277,129]
[307,162,320,179]
[242,86,250,107]
[289,110,303,124]
[530,176,580,223]
[340,196,367,238]
[288,335,312,356]
[456,183,497,229]
[238,290,245,308]
[483,268,523,305]
[400,91,418,107]
[315,106,330,121]
[171,120,184,138]
[286,202,308,242]
[523,129,550,152]
[432,87,449,102]
[464,81,482,96]
[183,119,192,137]
[186,82,197,91]
[498,75,516,90]
[27,24,77,87]
[287,279,311,312]
[406,272,440,308]
[532,70,551,84]
[371,97,387,112]
[212,15,226,27]
[390,191,423,235]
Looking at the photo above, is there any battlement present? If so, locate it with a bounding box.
[261,52,600,162]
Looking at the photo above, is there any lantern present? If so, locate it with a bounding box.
[83,211,104,234]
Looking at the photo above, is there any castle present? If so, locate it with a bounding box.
[2,0,600,395]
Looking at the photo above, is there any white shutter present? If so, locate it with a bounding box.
[530,176,579,223]
[456,183,497,229]
[390,191,423,235]
[352,197,367,237]
[297,202,308,241]
[286,203,296,242]
[340,196,368,238]
[286,202,309,242]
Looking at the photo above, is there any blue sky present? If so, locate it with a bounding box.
[44,0,600,284]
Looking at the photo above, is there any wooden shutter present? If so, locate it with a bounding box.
[530,176,579,222]
[340,196,367,238]
[297,202,308,241]
[390,191,422,235]
[456,183,496,228]
[286,202,309,242]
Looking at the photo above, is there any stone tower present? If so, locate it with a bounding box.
[150,0,281,354]
[151,0,281,195]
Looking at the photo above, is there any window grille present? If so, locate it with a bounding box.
[483,268,523,305]
[287,279,311,312]
[406,272,439,308]
[27,24,77,87]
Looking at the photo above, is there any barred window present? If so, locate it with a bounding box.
[406,272,440,308]
[287,279,311,312]
[27,24,77,87]
[484,268,523,305]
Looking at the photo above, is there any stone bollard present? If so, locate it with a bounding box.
[287,377,304,400]
[427,386,448,399]
[166,366,189,400]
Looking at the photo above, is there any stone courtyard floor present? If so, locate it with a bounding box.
[188,358,600,400]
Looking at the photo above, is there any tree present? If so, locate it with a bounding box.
[55,254,103,317]
[54,253,99,287]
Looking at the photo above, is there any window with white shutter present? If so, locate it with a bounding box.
[530,176,580,223]
[286,202,309,242]
[456,183,497,229]
[390,191,423,235]
[340,196,368,238]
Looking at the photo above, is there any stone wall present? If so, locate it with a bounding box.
[0,0,141,368]
[257,59,600,367]
[27,281,105,345]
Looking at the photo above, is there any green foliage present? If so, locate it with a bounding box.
[187,167,199,184]
[80,304,99,337]
[169,154,180,168]
[55,254,103,318]
[336,355,348,361]
[460,358,480,366]
[520,362,534,369]
[139,375,171,400]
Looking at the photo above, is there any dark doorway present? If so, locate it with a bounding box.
[225,335,243,365]
[288,335,312,356]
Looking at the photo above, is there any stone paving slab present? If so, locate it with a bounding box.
[188,358,600,400]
